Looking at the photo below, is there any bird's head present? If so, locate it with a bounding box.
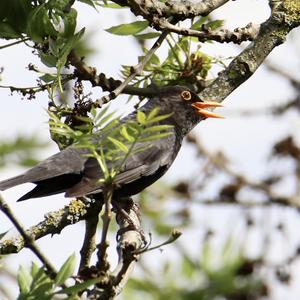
[158,86,223,119]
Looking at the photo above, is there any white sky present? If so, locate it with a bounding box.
[1,0,300,298]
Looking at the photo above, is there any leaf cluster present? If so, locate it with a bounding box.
[17,254,98,300]
[49,105,173,181]
[0,0,95,90]
[121,34,213,90]
[125,239,266,300]
[0,135,48,168]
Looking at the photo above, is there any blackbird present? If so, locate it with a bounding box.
[0,86,222,201]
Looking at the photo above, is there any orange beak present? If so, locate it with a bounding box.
[192,101,224,119]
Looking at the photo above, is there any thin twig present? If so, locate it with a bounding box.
[136,229,182,254]
[95,30,169,105]
[0,38,30,50]
[68,50,162,99]
[187,133,300,209]
[0,195,57,278]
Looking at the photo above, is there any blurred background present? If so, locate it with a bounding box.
[1,0,300,299]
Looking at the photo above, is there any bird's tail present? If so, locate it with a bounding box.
[0,175,27,191]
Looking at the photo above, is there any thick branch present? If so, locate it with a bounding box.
[68,50,166,100]
[87,198,145,299]
[153,19,260,43]
[126,0,230,19]
[198,1,300,102]
[0,198,101,255]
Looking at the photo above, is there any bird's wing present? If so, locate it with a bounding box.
[65,141,174,197]
[115,144,169,184]
[0,147,88,190]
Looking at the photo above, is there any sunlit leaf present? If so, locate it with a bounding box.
[108,137,128,153]
[137,111,146,125]
[17,266,32,295]
[120,126,135,142]
[134,32,160,39]
[55,278,99,295]
[106,21,148,36]
[139,132,172,142]
[144,124,173,133]
[63,8,77,38]
[55,253,76,286]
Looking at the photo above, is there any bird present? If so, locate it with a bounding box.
[0,86,222,201]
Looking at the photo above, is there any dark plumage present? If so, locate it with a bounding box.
[0,86,222,201]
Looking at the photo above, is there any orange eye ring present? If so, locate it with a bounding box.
[181,91,192,101]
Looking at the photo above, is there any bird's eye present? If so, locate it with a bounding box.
[181,91,192,101]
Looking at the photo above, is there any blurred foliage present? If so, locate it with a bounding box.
[0,136,48,168]
[124,239,267,300]
[16,254,98,299]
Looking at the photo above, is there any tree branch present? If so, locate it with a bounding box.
[187,133,300,210]
[198,1,300,102]
[78,215,100,274]
[126,0,230,19]
[95,30,169,105]
[0,195,57,278]
[88,198,145,299]
[0,197,102,255]
[68,51,164,100]
[152,19,260,43]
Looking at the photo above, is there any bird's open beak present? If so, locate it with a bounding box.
[192,101,224,119]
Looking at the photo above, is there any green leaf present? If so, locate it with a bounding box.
[100,2,125,9]
[94,110,116,128]
[17,266,32,295]
[146,107,160,121]
[146,113,173,124]
[30,262,40,279]
[134,32,160,39]
[55,278,99,295]
[63,8,77,38]
[39,74,57,83]
[140,132,172,142]
[120,126,135,142]
[106,21,149,36]
[137,111,146,125]
[30,282,54,299]
[206,19,224,30]
[56,28,85,90]
[108,137,128,153]
[0,23,22,39]
[55,253,76,286]
[26,5,57,42]
[40,53,57,68]
[144,125,173,133]
[191,16,208,30]
[0,1,32,35]
[30,266,50,288]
